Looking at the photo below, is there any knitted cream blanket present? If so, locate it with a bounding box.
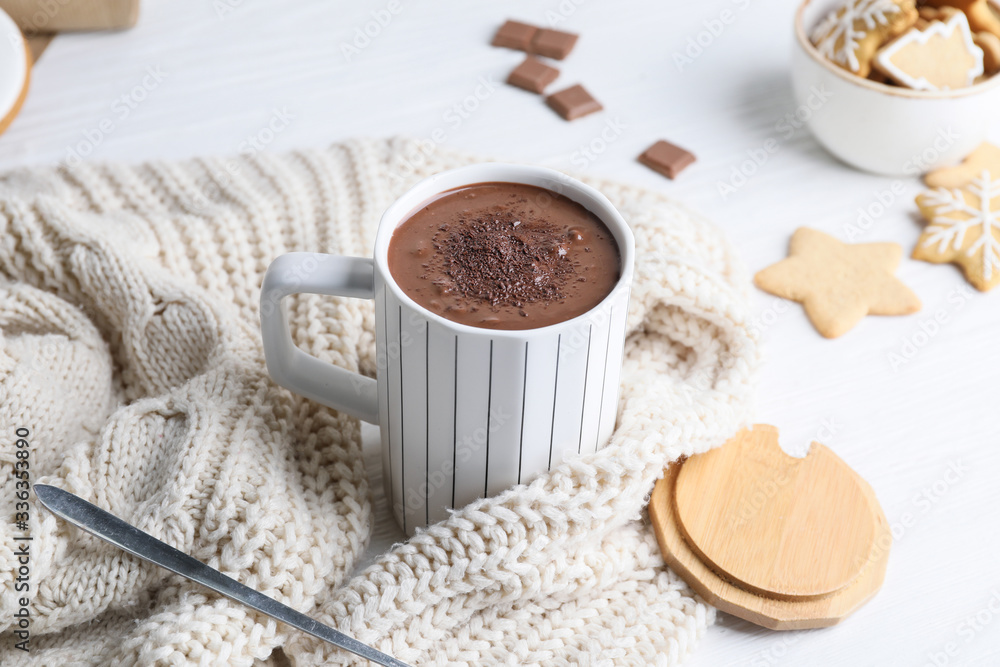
[0,137,758,666]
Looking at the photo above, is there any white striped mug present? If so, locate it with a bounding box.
[260,164,635,535]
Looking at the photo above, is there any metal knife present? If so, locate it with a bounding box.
[33,484,411,667]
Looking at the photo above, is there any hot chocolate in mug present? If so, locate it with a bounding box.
[260,164,635,535]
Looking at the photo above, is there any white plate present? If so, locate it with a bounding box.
[0,8,28,127]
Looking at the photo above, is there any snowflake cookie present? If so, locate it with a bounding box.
[915,171,1000,291]
[874,11,984,90]
[755,228,921,338]
[811,0,919,77]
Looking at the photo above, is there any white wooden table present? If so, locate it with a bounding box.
[4,1,999,664]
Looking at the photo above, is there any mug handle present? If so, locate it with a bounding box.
[260,252,379,424]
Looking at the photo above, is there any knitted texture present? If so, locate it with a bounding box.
[0,137,758,666]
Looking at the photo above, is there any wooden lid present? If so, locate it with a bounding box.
[674,424,875,599]
[649,424,891,630]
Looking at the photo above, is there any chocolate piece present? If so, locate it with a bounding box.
[507,57,560,93]
[492,20,538,51]
[529,28,579,60]
[545,84,602,121]
[638,140,696,179]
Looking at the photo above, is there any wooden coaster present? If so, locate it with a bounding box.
[0,12,31,137]
[649,424,890,630]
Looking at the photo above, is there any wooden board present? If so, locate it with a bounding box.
[25,33,55,62]
[0,0,138,33]
[649,424,891,630]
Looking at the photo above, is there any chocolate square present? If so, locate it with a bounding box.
[507,57,560,93]
[492,20,538,51]
[638,140,696,179]
[546,84,602,121]
[530,28,579,60]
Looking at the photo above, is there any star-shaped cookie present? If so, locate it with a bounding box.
[924,142,1000,188]
[755,228,922,338]
[915,170,1000,291]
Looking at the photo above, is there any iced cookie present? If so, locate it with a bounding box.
[873,11,984,90]
[754,228,921,338]
[915,171,1000,291]
[975,30,1000,73]
[915,4,961,29]
[811,0,919,77]
[923,0,1000,38]
[924,142,1000,188]
[918,4,961,21]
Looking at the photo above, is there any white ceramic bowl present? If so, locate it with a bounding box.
[792,0,1000,176]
